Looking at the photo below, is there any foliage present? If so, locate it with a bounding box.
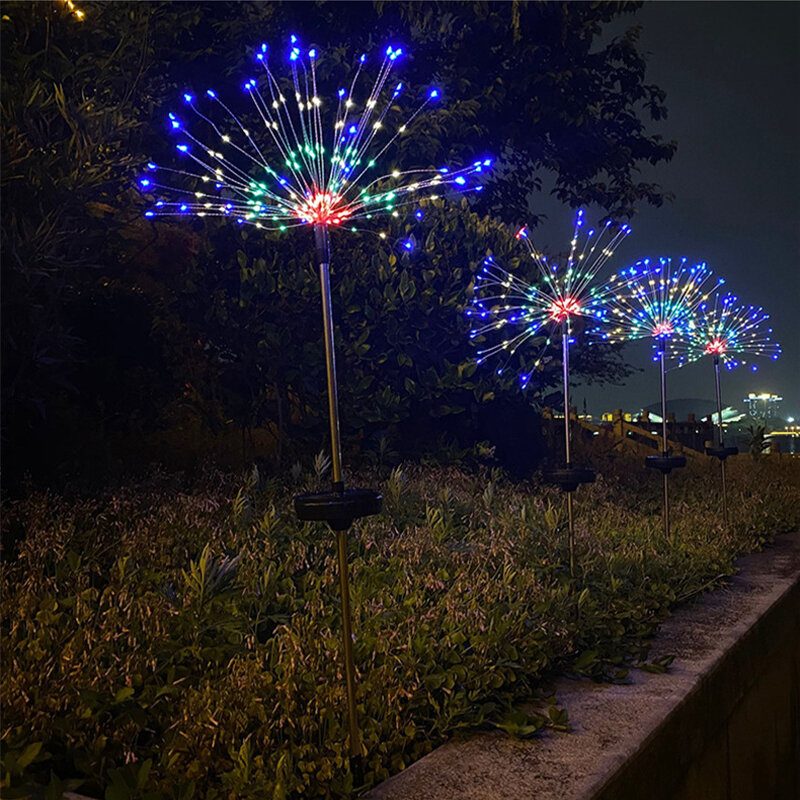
[205,0,677,220]
[2,455,798,798]
[745,424,770,458]
[153,199,634,465]
[1,1,671,484]
[0,2,187,483]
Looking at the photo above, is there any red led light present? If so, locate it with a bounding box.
[295,192,353,226]
[652,321,674,337]
[515,225,528,240]
[704,338,728,355]
[549,296,581,321]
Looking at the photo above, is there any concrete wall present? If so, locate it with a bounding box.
[594,572,800,800]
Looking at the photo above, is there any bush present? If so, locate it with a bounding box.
[2,455,798,798]
[151,198,634,471]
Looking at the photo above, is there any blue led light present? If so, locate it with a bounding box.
[144,211,155,218]
[142,41,497,248]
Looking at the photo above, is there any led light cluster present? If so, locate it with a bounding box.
[467,210,631,387]
[669,292,781,372]
[595,257,723,360]
[140,36,491,234]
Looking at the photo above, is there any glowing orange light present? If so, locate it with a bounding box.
[294,192,353,226]
[652,321,674,337]
[58,0,85,20]
[549,296,581,321]
[704,338,728,355]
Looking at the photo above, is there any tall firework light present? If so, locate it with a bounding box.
[468,210,631,388]
[468,210,631,578]
[597,257,724,540]
[139,36,490,766]
[669,291,781,525]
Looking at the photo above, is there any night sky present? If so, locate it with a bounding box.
[555,1,800,419]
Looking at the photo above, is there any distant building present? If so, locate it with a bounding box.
[744,392,783,420]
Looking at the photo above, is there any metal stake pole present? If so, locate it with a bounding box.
[314,224,360,761]
[336,528,359,759]
[713,355,729,526]
[562,323,575,578]
[316,225,344,493]
[659,348,671,541]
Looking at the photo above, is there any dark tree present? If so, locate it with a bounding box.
[1,1,672,482]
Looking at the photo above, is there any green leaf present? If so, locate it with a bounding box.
[15,741,43,770]
[573,649,598,672]
[136,759,152,789]
[492,710,546,739]
[114,687,134,704]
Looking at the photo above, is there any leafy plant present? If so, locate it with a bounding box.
[745,424,770,458]
[2,456,798,797]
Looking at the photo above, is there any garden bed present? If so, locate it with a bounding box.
[2,455,799,798]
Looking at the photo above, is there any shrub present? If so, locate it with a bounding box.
[2,456,798,798]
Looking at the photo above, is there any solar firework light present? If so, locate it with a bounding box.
[469,211,631,577]
[140,36,490,770]
[669,292,781,525]
[599,258,723,540]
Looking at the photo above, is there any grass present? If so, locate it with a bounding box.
[2,454,798,799]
